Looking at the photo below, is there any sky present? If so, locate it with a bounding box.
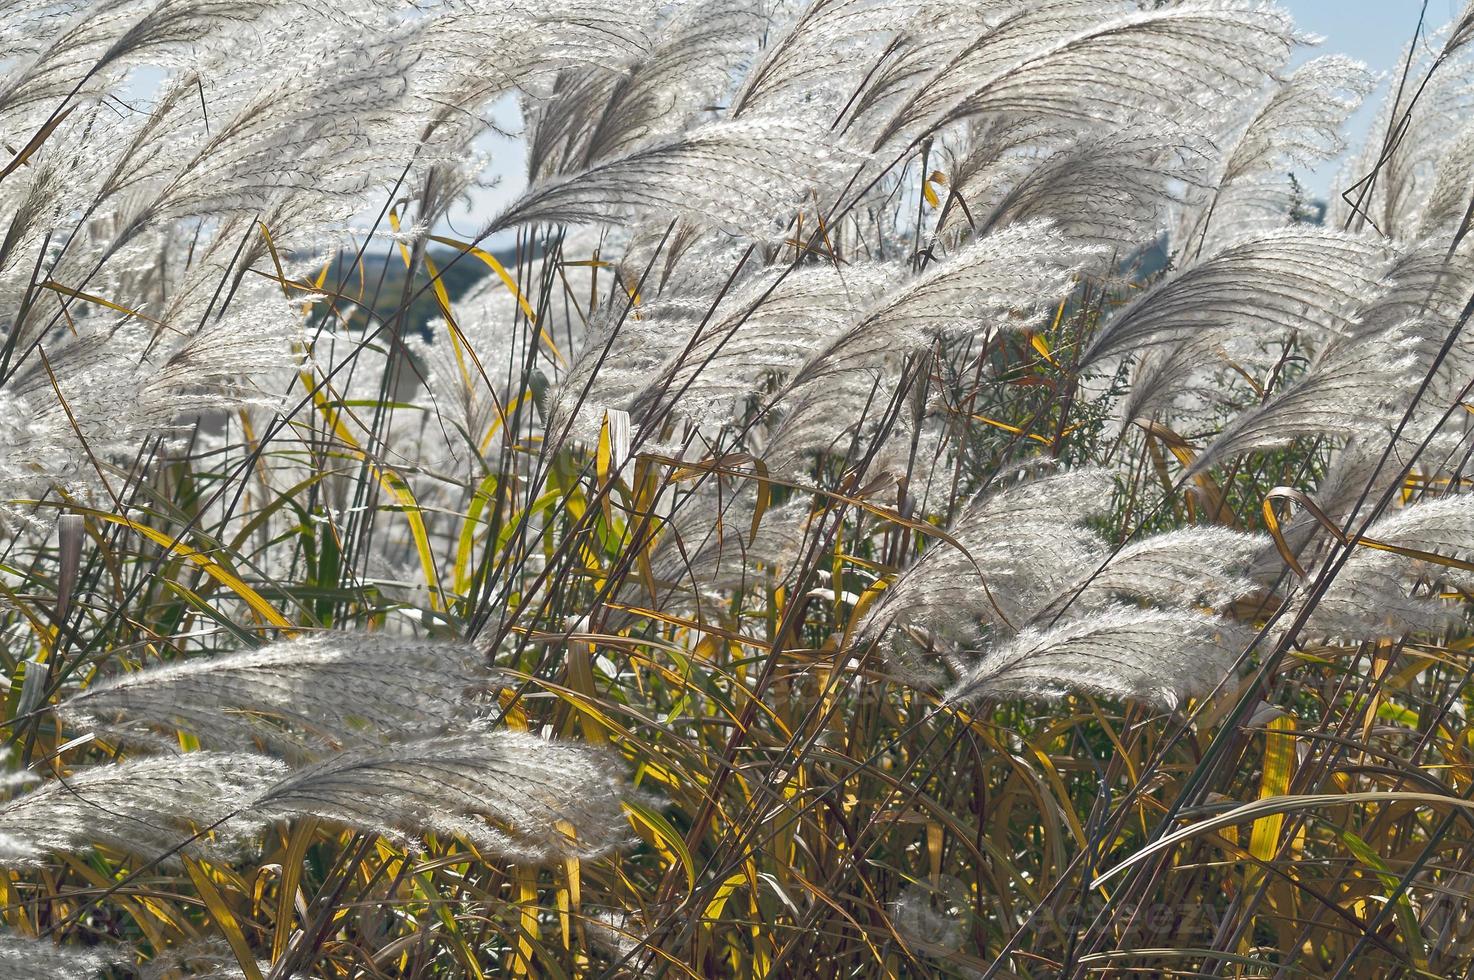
[1285,0,1466,197]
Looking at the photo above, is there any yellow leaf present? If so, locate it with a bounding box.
[83,510,295,634]
[512,866,539,977]
[428,233,565,364]
[1246,713,1296,893]
[703,872,748,922]
[626,800,696,894]
[185,858,265,980]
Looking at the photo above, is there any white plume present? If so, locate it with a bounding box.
[254,730,631,863]
[58,633,495,761]
[948,605,1246,709]
[0,754,285,869]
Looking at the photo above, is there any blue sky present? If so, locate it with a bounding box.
[1285,1,1464,195]
[1289,0,1462,65]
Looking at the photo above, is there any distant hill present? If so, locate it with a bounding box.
[313,243,518,337]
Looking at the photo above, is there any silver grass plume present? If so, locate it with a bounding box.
[525,0,761,179]
[854,220,1099,345]
[133,30,421,238]
[763,223,1099,475]
[1338,241,1474,344]
[0,0,273,133]
[253,730,631,863]
[860,468,1115,651]
[584,908,653,972]
[872,0,1132,150]
[879,0,1295,150]
[729,0,923,123]
[57,633,495,761]
[1218,55,1375,184]
[939,118,1070,225]
[1330,26,1474,240]
[333,0,659,235]
[0,288,300,511]
[1032,526,1263,622]
[948,605,1247,709]
[404,269,558,475]
[138,939,273,980]
[542,255,753,443]
[626,262,891,430]
[1417,123,1474,237]
[1118,235,1447,428]
[0,0,91,64]
[950,127,1208,248]
[836,0,1052,141]
[0,753,286,869]
[415,0,656,110]
[1245,433,1459,585]
[1187,326,1420,477]
[785,221,1098,391]
[1303,495,1474,642]
[1451,0,1474,58]
[616,493,813,623]
[546,255,881,439]
[0,933,108,980]
[1174,54,1374,255]
[1081,227,1390,368]
[889,878,968,951]
[485,119,858,238]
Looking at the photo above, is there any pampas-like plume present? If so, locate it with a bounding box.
[1451,1,1474,57]
[627,263,891,429]
[1033,526,1263,622]
[889,879,968,951]
[1330,25,1474,240]
[254,730,630,863]
[0,0,271,132]
[58,633,495,760]
[860,468,1115,648]
[730,0,917,123]
[1305,495,1474,641]
[0,933,107,980]
[136,32,419,235]
[1244,432,1462,585]
[485,119,857,237]
[761,223,1098,474]
[525,0,760,178]
[137,939,272,980]
[415,0,656,107]
[861,219,1097,341]
[1417,124,1474,237]
[872,0,1131,149]
[787,221,1099,389]
[618,493,812,624]
[0,754,285,869]
[1220,55,1375,184]
[880,1,1295,149]
[548,257,887,439]
[948,605,1246,709]
[1174,54,1374,256]
[961,128,1207,247]
[1187,327,1418,476]
[0,286,299,515]
[1081,228,1389,367]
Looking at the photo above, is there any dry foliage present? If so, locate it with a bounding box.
[3,0,1474,976]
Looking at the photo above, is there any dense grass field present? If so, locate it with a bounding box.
[4,0,1474,976]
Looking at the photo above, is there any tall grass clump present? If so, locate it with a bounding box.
[3,0,1474,975]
